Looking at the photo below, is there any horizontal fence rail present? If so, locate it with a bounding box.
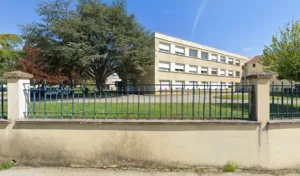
[0,81,7,119]
[24,80,253,120]
[270,82,300,120]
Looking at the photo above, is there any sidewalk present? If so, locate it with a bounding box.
[1,167,299,176]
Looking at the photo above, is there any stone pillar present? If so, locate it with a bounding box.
[247,73,272,122]
[3,71,33,121]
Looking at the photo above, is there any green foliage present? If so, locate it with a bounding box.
[0,160,15,170]
[21,0,154,89]
[0,34,23,78]
[223,161,238,172]
[262,20,300,82]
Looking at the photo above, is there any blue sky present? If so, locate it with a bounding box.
[1,0,300,57]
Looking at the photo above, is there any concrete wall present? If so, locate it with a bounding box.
[0,120,300,169]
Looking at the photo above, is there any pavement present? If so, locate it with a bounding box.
[1,167,300,176]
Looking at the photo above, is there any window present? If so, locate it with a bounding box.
[159,43,170,53]
[219,69,226,76]
[253,64,256,67]
[159,80,170,90]
[189,65,197,73]
[201,67,208,74]
[235,59,240,66]
[201,81,209,89]
[175,46,185,55]
[227,82,234,89]
[175,63,185,72]
[211,82,219,89]
[188,81,198,89]
[221,56,226,63]
[211,68,218,75]
[236,71,240,77]
[242,66,244,70]
[228,70,233,77]
[174,81,185,90]
[228,58,233,65]
[221,82,227,89]
[189,49,198,57]
[210,54,218,62]
[201,52,208,59]
[159,62,170,71]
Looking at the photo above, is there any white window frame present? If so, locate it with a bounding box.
[210,54,218,62]
[211,68,218,75]
[236,71,240,77]
[159,43,170,53]
[201,67,208,74]
[201,52,208,59]
[219,69,226,76]
[189,65,197,73]
[175,63,185,72]
[228,58,233,65]
[175,46,185,55]
[189,49,198,57]
[173,81,185,90]
[159,80,170,90]
[220,56,226,63]
[235,59,240,66]
[159,61,170,71]
[187,81,198,89]
[201,81,209,89]
[228,70,233,77]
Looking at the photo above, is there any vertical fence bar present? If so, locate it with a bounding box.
[203,83,206,119]
[192,82,195,120]
[116,82,119,119]
[72,80,75,119]
[271,81,274,120]
[1,81,3,119]
[160,82,162,120]
[220,82,222,119]
[297,86,299,116]
[83,81,86,118]
[137,80,140,119]
[226,87,228,118]
[105,86,108,118]
[291,82,294,119]
[94,82,96,119]
[281,81,284,119]
[60,80,64,119]
[214,87,217,119]
[126,80,129,119]
[170,81,173,119]
[181,82,184,120]
[32,80,36,118]
[242,81,245,119]
[209,82,212,120]
[198,87,200,119]
[231,81,234,120]
[148,80,151,120]
[44,80,47,119]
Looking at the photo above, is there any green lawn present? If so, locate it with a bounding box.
[25,102,250,119]
[214,93,300,101]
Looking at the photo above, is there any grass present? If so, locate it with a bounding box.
[0,160,15,171]
[214,93,300,101]
[25,102,250,119]
[223,161,238,172]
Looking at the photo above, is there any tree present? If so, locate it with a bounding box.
[21,0,154,89]
[19,45,79,84]
[0,34,23,77]
[261,20,300,82]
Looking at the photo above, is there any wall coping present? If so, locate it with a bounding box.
[3,71,33,79]
[0,119,8,124]
[16,119,260,125]
[246,73,273,80]
[268,120,300,125]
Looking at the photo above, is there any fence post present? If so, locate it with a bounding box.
[3,71,33,121]
[246,73,272,122]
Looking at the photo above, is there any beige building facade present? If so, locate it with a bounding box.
[138,33,250,89]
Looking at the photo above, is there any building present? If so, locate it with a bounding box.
[243,55,293,85]
[138,32,249,90]
[106,73,121,90]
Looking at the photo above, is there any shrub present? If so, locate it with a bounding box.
[0,160,15,170]
[223,161,238,172]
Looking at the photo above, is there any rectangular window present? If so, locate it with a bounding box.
[201,52,208,59]
[228,70,233,77]
[175,63,185,72]
[221,82,227,89]
[201,81,209,89]
[235,59,240,66]
[211,68,218,75]
[159,80,170,90]
[201,67,208,74]
[253,64,256,67]
[159,62,170,71]
[173,81,185,90]
[211,82,219,89]
[242,66,244,70]
[236,71,240,77]
[187,81,198,89]
[228,58,233,65]
[227,82,233,89]
[220,69,226,76]
[221,56,226,63]
[189,65,197,73]
[159,43,170,53]
[210,54,218,62]
[189,49,198,57]
[175,46,185,55]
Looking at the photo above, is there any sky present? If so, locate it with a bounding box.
[1,0,300,57]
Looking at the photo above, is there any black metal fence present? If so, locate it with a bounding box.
[24,81,253,120]
[0,81,7,119]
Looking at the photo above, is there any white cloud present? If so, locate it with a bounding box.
[190,0,208,39]
[243,48,252,51]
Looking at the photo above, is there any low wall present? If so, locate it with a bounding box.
[0,119,299,169]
